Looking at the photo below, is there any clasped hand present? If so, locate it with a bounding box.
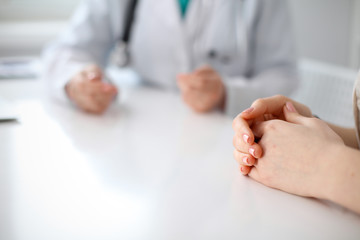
[177,65,226,113]
[232,95,344,198]
[66,65,118,114]
[67,64,225,114]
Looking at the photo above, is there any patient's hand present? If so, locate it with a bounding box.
[65,64,118,114]
[232,95,313,175]
[177,65,225,113]
[244,103,344,198]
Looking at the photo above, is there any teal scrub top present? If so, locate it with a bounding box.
[178,0,190,17]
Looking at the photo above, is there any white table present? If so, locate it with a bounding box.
[0,79,360,240]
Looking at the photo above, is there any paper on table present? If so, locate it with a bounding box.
[0,57,41,79]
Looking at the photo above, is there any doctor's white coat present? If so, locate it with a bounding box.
[43,0,298,116]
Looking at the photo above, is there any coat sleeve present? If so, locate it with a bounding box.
[224,0,298,117]
[41,0,129,103]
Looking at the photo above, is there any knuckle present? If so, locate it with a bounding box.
[311,117,323,125]
[274,94,286,101]
[253,98,265,107]
[264,120,278,131]
[306,117,323,127]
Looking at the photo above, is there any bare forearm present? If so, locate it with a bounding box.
[324,145,360,214]
[327,123,358,149]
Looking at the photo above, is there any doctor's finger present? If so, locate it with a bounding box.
[83,81,116,96]
[94,92,117,108]
[194,65,214,75]
[89,93,113,110]
[77,94,108,114]
[177,76,189,91]
[185,74,213,90]
[83,102,108,114]
[177,74,192,91]
[84,64,103,81]
[182,91,212,112]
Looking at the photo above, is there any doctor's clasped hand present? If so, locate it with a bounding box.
[177,65,225,113]
[65,64,118,114]
[43,0,297,116]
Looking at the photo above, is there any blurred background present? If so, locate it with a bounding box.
[0,0,359,126]
[0,0,359,69]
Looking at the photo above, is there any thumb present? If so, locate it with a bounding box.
[283,101,308,125]
[84,65,103,82]
[87,71,102,82]
[176,73,190,81]
[177,73,191,90]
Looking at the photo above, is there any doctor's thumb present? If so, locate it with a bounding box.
[177,73,190,80]
[176,73,192,87]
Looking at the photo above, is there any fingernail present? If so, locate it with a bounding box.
[249,148,255,157]
[242,107,254,114]
[243,156,249,165]
[286,102,296,112]
[240,166,244,172]
[243,134,250,144]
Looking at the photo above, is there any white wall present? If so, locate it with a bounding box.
[0,0,81,56]
[288,0,359,69]
[0,0,80,21]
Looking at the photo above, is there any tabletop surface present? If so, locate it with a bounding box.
[0,79,360,240]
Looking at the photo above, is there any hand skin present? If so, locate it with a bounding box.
[232,95,359,176]
[65,64,118,114]
[232,95,314,175]
[233,100,360,214]
[177,65,226,113]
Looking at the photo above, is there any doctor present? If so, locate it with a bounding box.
[43,0,297,116]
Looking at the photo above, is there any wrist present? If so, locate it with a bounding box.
[326,145,360,213]
[314,144,346,200]
[319,144,356,202]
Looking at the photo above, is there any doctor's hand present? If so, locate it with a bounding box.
[177,65,226,113]
[232,95,313,175]
[240,103,344,199]
[65,64,118,114]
